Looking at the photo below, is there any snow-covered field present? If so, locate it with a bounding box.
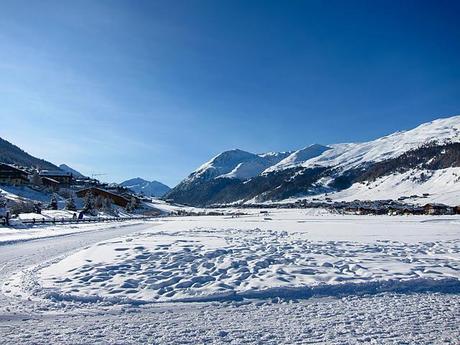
[1,209,459,344]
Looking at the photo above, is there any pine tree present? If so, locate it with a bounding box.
[48,194,58,210]
[0,194,7,217]
[125,197,137,213]
[30,171,42,186]
[83,192,95,213]
[103,197,113,211]
[95,195,104,209]
[65,196,77,211]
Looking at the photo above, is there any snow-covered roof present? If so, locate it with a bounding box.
[39,170,72,177]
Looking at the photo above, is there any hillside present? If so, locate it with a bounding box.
[120,178,171,197]
[165,115,460,206]
[0,137,58,170]
[59,164,85,178]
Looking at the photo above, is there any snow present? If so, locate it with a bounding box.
[143,198,205,214]
[266,144,331,171]
[1,211,459,344]
[0,185,52,203]
[120,178,171,197]
[277,166,460,206]
[189,149,291,181]
[266,114,460,173]
[10,210,457,305]
[325,167,460,205]
[0,218,157,245]
[2,293,459,344]
[58,164,85,178]
[189,115,460,179]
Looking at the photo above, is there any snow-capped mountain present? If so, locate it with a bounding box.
[166,115,460,206]
[59,164,85,178]
[188,149,293,182]
[120,178,171,197]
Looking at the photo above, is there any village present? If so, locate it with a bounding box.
[214,197,460,216]
[0,162,160,226]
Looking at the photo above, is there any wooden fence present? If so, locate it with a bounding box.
[1,216,158,227]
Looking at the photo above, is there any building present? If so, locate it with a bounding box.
[423,203,455,215]
[41,177,60,190]
[76,187,132,207]
[0,163,29,185]
[39,170,73,186]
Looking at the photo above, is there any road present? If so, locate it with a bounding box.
[0,222,155,310]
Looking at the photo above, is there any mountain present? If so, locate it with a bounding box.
[59,164,85,178]
[0,137,59,170]
[187,149,294,182]
[165,115,460,206]
[120,178,171,197]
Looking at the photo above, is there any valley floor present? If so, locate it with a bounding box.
[0,209,459,344]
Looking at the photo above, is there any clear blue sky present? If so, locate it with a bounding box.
[1,0,459,186]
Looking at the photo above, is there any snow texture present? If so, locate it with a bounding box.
[7,210,458,304]
[1,211,459,344]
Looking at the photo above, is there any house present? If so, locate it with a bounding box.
[41,177,60,190]
[0,163,29,185]
[39,170,73,186]
[423,203,455,215]
[76,187,132,207]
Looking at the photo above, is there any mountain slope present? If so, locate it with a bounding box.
[0,137,59,170]
[120,178,171,197]
[59,164,85,178]
[166,115,460,206]
[188,149,293,182]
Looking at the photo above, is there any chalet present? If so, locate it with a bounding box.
[41,177,60,190]
[423,203,455,215]
[39,170,73,186]
[0,163,29,185]
[76,187,132,207]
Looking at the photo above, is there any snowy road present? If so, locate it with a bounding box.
[0,213,459,344]
[0,222,156,305]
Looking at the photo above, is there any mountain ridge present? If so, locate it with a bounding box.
[165,115,460,206]
[0,137,59,170]
[120,177,171,197]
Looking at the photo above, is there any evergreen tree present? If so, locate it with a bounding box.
[125,197,137,213]
[65,196,77,211]
[30,171,42,186]
[83,192,95,213]
[0,194,7,217]
[103,197,113,212]
[48,194,58,210]
[95,195,104,209]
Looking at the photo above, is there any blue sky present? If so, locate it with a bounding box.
[1,0,459,186]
